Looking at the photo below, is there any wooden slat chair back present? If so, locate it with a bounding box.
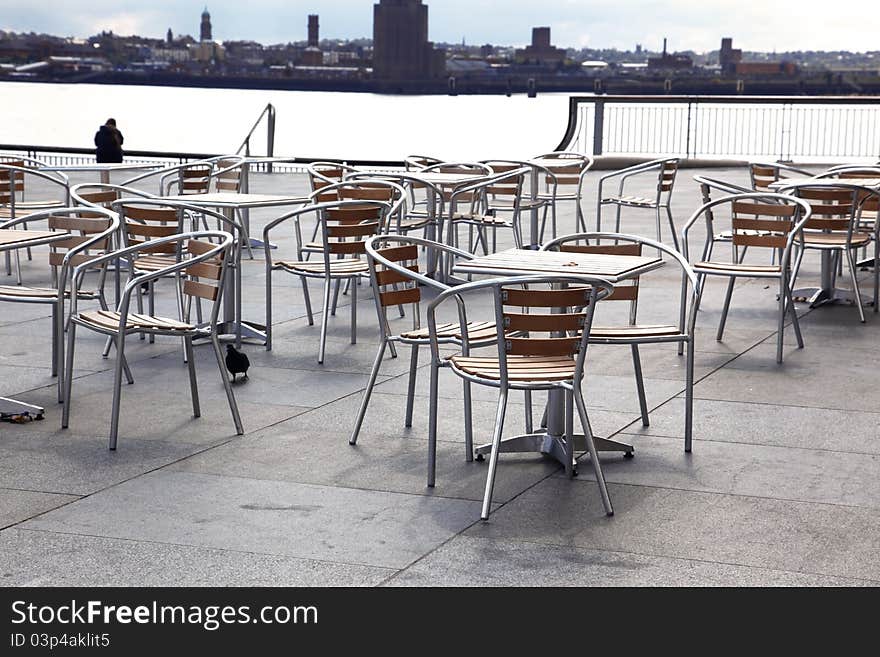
[372,243,422,313]
[177,164,212,195]
[658,159,678,193]
[212,159,243,193]
[560,242,642,306]
[182,239,224,303]
[730,200,800,251]
[120,204,181,255]
[499,285,593,360]
[795,187,855,232]
[749,164,779,192]
[46,213,114,272]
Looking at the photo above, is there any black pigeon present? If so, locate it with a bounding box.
[225,344,250,382]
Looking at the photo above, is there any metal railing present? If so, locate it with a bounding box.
[556,95,880,162]
[236,102,276,160]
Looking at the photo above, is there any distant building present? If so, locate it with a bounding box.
[515,27,566,65]
[308,15,319,48]
[647,38,692,70]
[721,38,795,77]
[372,0,445,81]
[166,28,173,45]
[719,37,742,75]
[200,8,212,42]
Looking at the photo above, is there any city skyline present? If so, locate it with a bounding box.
[2,0,878,54]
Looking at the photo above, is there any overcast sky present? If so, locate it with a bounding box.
[2,1,876,53]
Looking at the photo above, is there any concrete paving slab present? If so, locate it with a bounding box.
[22,471,483,570]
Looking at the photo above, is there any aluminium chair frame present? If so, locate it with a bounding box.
[61,230,243,450]
[263,198,393,363]
[0,206,119,403]
[542,231,700,452]
[426,274,616,520]
[596,157,680,251]
[681,192,813,364]
[350,235,499,460]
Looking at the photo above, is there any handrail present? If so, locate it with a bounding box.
[555,94,880,160]
[235,103,276,162]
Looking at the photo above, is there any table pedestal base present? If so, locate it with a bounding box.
[474,431,633,474]
[0,397,44,420]
[792,286,868,308]
[195,320,267,346]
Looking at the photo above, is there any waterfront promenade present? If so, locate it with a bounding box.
[1,165,879,586]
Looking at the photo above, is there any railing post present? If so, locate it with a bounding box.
[592,99,605,157]
[266,104,276,174]
[685,101,693,159]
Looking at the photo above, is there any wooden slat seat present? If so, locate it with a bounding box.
[451,212,511,226]
[589,324,681,339]
[601,194,657,208]
[694,261,782,275]
[78,309,194,332]
[274,258,367,275]
[448,354,576,382]
[803,232,872,247]
[133,254,176,272]
[401,320,497,342]
[0,285,57,298]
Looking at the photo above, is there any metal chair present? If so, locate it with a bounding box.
[427,274,615,520]
[542,232,700,452]
[532,151,594,239]
[0,162,70,283]
[481,159,555,248]
[749,162,812,192]
[681,192,812,364]
[0,206,118,402]
[350,235,499,457]
[263,198,392,363]
[778,182,880,322]
[597,157,680,251]
[444,168,528,256]
[62,230,243,450]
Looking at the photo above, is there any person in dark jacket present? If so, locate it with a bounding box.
[94,118,124,163]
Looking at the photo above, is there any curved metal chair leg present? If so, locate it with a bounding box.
[631,344,650,426]
[350,339,388,446]
[404,344,419,428]
[480,389,509,521]
[574,386,613,516]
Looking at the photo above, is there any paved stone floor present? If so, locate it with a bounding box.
[1,163,878,586]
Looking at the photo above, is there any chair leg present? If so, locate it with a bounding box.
[717,276,736,342]
[350,339,388,446]
[846,249,866,323]
[61,323,77,429]
[108,333,127,450]
[776,277,788,364]
[524,390,533,434]
[147,281,155,344]
[564,390,575,478]
[785,278,804,350]
[184,336,200,418]
[666,206,680,252]
[480,389,509,521]
[404,344,419,428]
[331,279,341,316]
[318,279,332,364]
[573,386,613,516]
[350,276,358,345]
[301,278,314,326]
[685,338,694,453]
[630,344,650,427]
[211,332,244,435]
[427,360,440,487]
[463,380,474,463]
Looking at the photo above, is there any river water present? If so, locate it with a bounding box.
[0,81,571,161]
